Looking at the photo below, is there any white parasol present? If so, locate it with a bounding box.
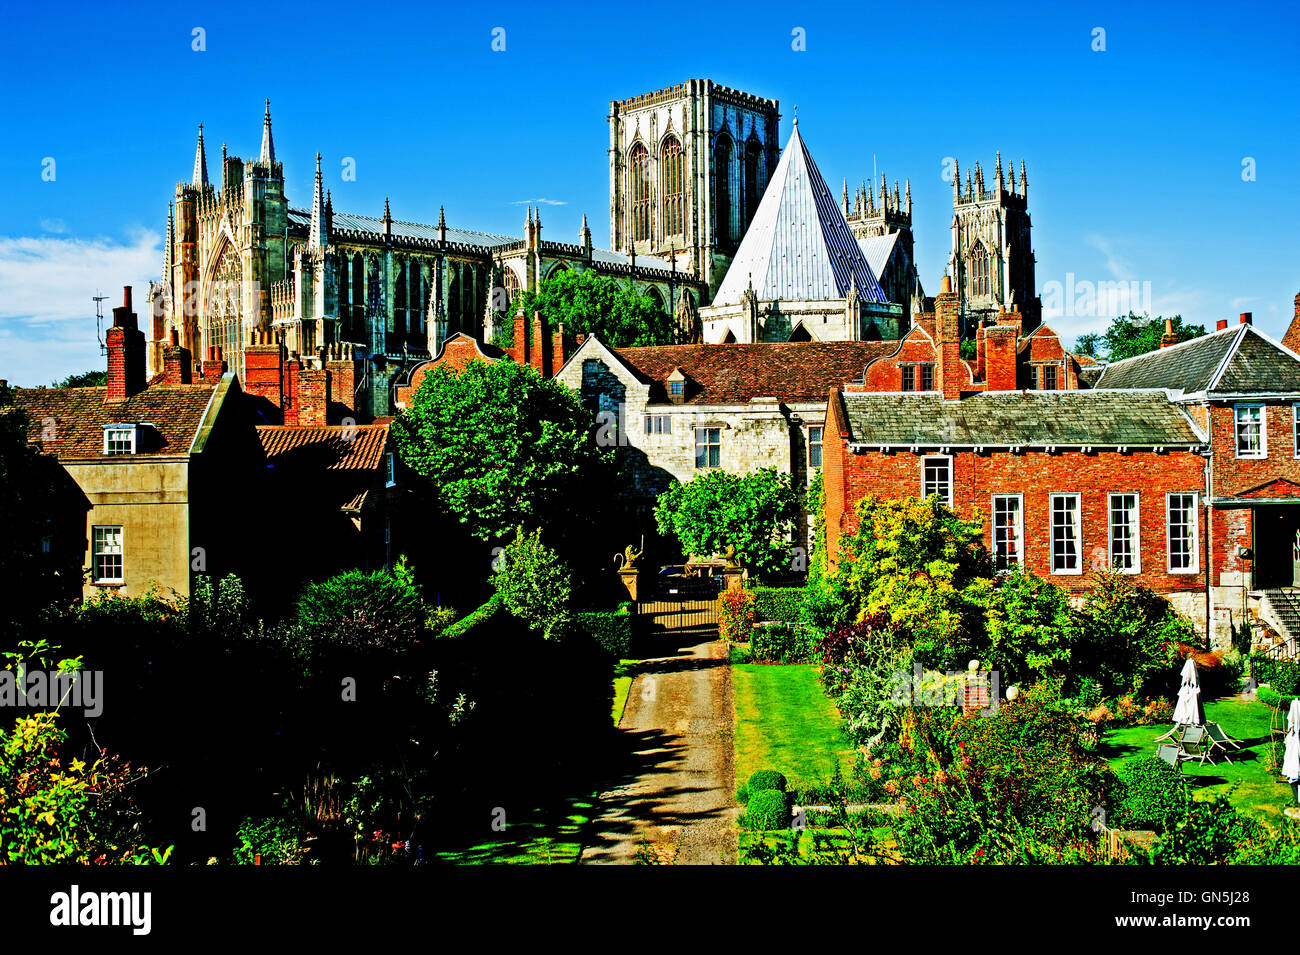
[1171,657,1204,727]
[1282,699,1300,786]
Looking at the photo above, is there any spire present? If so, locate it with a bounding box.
[879,173,887,210]
[308,153,327,249]
[995,151,1004,192]
[904,179,912,216]
[164,201,175,275]
[893,180,900,210]
[259,99,275,166]
[437,205,447,245]
[842,178,849,216]
[952,159,960,201]
[383,197,392,238]
[1019,160,1028,197]
[192,124,208,186]
[324,189,333,235]
[580,212,592,255]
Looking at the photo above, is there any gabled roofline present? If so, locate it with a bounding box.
[188,374,235,455]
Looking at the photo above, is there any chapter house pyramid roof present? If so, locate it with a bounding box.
[713,122,888,308]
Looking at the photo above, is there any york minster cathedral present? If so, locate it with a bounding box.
[146,80,1040,415]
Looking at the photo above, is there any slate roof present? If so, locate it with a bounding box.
[256,423,389,471]
[712,125,887,308]
[611,341,894,404]
[1092,324,1300,395]
[840,390,1204,447]
[857,233,899,280]
[12,381,223,457]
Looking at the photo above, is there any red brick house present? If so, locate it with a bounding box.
[823,283,1300,649]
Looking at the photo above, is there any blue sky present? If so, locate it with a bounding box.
[0,0,1296,385]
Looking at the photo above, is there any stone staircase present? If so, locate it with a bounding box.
[1258,589,1300,658]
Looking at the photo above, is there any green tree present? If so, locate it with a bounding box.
[391,359,612,544]
[653,468,801,578]
[1089,313,1205,362]
[52,370,107,388]
[502,268,675,348]
[834,495,993,667]
[491,527,574,640]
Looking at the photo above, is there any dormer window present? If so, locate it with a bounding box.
[103,424,137,455]
[666,368,689,404]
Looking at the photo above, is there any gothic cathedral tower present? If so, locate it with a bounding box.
[948,154,1040,337]
[608,80,780,298]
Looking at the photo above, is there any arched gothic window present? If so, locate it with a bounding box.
[662,136,684,238]
[629,144,651,242]
[715,135,733,249]
[744,139,763,224]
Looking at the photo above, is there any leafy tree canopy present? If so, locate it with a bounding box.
[491,527,574,640]
[391,358,611,544]
[1075,313,1204,362]
[653,468,801,578]
[53,370,107,388]
[502,268,675,348]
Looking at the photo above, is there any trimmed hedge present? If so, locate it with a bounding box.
[575,607,632,658]
[442,594,504,640]
[751,623,821,664]
[1116,755,1186,832]
[747,769,788,794]
[752,586,805,624]
[745,789,789,831]
[1252,655,1300,695]
[1257,686,1300,708]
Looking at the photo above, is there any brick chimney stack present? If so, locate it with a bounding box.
[201,346,226,384]
[162,328,193,384]
[984,326,1019,391]
[532,312,546,375]
[552,321,566,375]
[243,329,286,417]
[297,367,328,427]
[1217,319,1229,331]
[105,286,145,402]
[509,307,528,366]
[935,274,964,399]
[1160,317,1178,348]
[1239,312,1253,326]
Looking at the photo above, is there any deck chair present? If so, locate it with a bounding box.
[1154,722,1185,743]
[1155,742,1182,769]
[1204,721,1243,751]
[1177,724,1214,765]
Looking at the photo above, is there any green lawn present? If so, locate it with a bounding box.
[431,793,598,864]
[732,663,854,789]
[612,659,637,726]
[1100,697,1295,824]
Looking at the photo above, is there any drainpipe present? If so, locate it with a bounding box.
[1203,441,1212,647]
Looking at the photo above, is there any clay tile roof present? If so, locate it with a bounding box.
[840,390,1204,447]
[12,382,221,457]
[612,341,896,404]
[256,422,389,471]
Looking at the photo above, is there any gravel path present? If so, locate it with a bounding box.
[579,637,737,865]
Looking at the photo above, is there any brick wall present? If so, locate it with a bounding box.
[1208,401,1300,499]
[827,442,1207,596]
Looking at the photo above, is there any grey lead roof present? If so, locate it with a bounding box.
[857,233,899,280]
[841,390,1204,447]
[1092,324,1300,395]
[712,125,887,308]
[286,208,677,270]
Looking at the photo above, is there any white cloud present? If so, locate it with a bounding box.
[0,230,160,386]
[509,197,567,206]
[1084,234,1137,282]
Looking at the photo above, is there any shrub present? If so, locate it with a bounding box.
[750,623,820,664]
[232,810,307,865]
[1143,796,1257,865]
[1115,756,1186,832]
[752,587,805,624]
[295,556,428,655]
[744,789,789,831]
[491,527,573,640]
[747,769,788,794]
[981,565,1080,683]
[576,607,632,658]
[717,589,756,644]
[1074,572,1183,696]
